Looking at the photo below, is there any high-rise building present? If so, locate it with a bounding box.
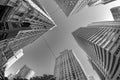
[54,0,91,16]
[5,0,56,27]
[111,6,120,21]
[54,49,88,80]
[0,0,55,39]
[0,0,56,51]
[15,65,35,79]
[72,21,120,80]
[4,49,24,71]
[0,0,55,77]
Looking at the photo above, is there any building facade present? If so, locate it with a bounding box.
[88,0,116,6]
[0,0,56,77]
[15,65,35,79]
[54,0,91,16]
[8,32,46,52]
[111,6,120,21]
[88,57,105,80]
[54,49,88,80]
[100,0,116,4]
[0,0,56,51]
[4,49,24,71]
[87,0,100,6]
[72,21,120,80]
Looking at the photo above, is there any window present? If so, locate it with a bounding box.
[3,33,8,39]
[116,76,120,80]
[107,53,111,71]
[21,22,30,28]
[104,50,107,69]
[44,26,47,29]
[0,33,8,40]
[12,22,20,28]
[114,45,120,55]
[34,17,39,20]
[0,23,5,30]
[5,22,9,30]
[27,15,33,19]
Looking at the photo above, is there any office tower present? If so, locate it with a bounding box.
[4,49,24,70]
[0,0,55,77]
[15,65,35,79]
[54,49,88,80]
[54,0,91,16]
[111,6,120,21]
[7,0,55,41]
[0,0,55,39]
[5,0,56,27]
[0,0,56,50]
[72,21,120,80]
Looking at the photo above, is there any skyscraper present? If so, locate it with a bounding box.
[15,65,35,79]
[0,0,56,77]
[72,21,120,80]
[111,6,120,21]
[0,0,56,52]
[54,0,91,16]
[54,49,88,80]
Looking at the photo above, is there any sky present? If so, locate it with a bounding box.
[5,0,120,80]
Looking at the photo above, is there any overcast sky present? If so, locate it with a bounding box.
[6,0,120,80]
